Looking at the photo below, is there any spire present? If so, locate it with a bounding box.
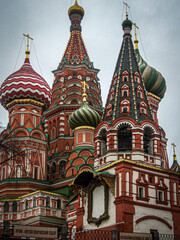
[23,34,33,59]
[58,1,92,68]
[171,143,180,172]
[103,12,153,123]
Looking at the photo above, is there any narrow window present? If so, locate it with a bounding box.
[33,116,36,127]
[71,169,74,176]
[123,76,127,82]
[21,114,24,125]
[16,166,21,178]
[123,91,128,97]
[139,186,144,198]
[57,199,61,209]
[83,133,86,142]
[2,168,5,180]
[13,201,17,212]
[34,168,38,180]
[25,200,28,210]
[4,202,9,212]
[46,197,50,207]
[158,191,163,202]
[33,197,36,207]
[70,204,74,211]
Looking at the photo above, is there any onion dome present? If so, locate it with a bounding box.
[68,101,101,130]
[135,48,166,99]
[0,56,52,110]
[68,0,84,17]
[122,18,132,28]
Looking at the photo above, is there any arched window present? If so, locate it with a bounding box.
[46,197,50,207]
[100,129,107,156]
[122,107,128,113]
[4,202,9,212]
[33,197,36,208]
[143,127,153,154]
[123,76,127,82]
[123,91,128,97]
[59,161,66,178]
[12,201,17,212]
[118,127,132,151]
[57,199,61,209]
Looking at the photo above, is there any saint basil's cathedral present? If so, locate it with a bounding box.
[0,1,179,239]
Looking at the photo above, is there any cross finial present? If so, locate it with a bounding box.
[132,23,139,49]
[23,34,33,58]
[81,80,88,102]
[123,2,130,19]
[172,143,177,162]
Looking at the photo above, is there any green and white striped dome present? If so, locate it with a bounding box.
[68,101,101,130]
[135,49,166,99]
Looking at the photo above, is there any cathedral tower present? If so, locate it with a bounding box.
[44,0,103,181]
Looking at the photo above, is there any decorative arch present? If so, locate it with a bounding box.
[31,130,45,140]
[87,157,94,165]
[114,120,134,130]
[69,152,78,161]
[136,216,172,229]
[79,165,93,172]
[72,158,85,166]
[79,150,93,157]
[66,167,77,177]
[141,123,156,135]
[13,128,29,137]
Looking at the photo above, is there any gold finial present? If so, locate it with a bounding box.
[133,23,139,49]
[123,2,130,19]
[68,0,84,16]
[81,80,88,102]
[172,143,177,162]
[23,34,33,58]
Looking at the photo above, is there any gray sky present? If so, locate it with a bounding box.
[0,0,179,166]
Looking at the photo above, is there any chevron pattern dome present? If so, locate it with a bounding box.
[68,101,101,130]
[135,49,166,99]
[0,58,52,110]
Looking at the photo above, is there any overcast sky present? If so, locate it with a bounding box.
[0,0,179,166]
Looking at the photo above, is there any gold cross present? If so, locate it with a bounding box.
[132,23,139,49]
[23,34,33,57]
[81,80,88,101]
[172,143,176,155]
[123,2,130,19]
[133,23,139,39]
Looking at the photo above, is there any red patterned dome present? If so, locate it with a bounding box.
[0,57,52,110]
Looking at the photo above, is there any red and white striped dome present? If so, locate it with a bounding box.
[0,57,52,110]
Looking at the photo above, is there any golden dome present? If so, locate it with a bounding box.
[68,0,85,17]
